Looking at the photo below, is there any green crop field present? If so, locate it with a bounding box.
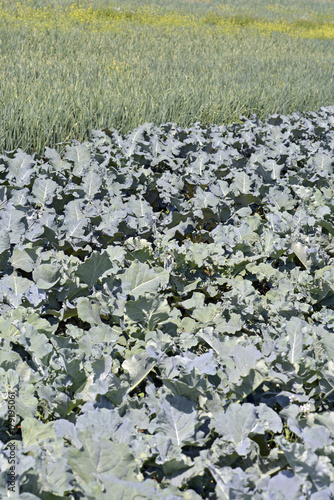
[2,1,334,497]
[0,0,333,154]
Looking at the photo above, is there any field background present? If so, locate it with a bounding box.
[0,0,333,154]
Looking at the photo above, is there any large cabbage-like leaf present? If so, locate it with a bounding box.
[64,143,91,174]
[67,432,137,486]
[22,418,56,451]
[122,261,169,299]
[6,150,35,186]
[125,295,170,330]
[149,395,197,446]
[32,178,58,206]
[76,297,102,325]
[82,170,102,199]
[10,247,35,273]
[76,251,112,287]
[286,317,305,365]
[33,264,60,290]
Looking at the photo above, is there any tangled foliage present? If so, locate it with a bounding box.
[0,107,334,498]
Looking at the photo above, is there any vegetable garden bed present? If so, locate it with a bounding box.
[1,106,334,498]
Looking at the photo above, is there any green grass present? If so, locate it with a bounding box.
[0,0,333,154]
